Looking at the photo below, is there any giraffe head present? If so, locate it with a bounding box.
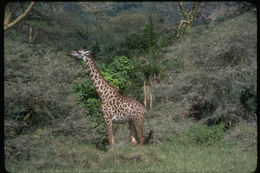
[67,48,91,62]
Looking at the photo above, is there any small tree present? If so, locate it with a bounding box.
[142,16,158,52]
[178,2,201,35]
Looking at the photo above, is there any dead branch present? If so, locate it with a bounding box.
[4,2,36,31]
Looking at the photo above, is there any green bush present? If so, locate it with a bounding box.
[121,16,159,54]
[141,16,159,51]
[160,31,177,47]
[85,98,101,116]
[74,80,97,99]
[123,33,144,51]
[188,123,225,145]
[73,80,105,135]
[100,56,134,91]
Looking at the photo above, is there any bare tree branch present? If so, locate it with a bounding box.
[190,2,201,21]
[178,2,189,19]
[4,2,36,31]
[4,4,12,26]
[177,2,201,35]
[179,2,201,22]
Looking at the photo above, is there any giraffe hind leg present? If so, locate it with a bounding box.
[135,126,144,146]
[132,118,144,146]
[129,121,137,147]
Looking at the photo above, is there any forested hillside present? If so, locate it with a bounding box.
[4,2,257,172]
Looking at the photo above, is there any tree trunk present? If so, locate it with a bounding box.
[143,80,153,110]
[29,25,37,44]
[143,80,147,108]
[178,2,201,34]
[4,4,12,26]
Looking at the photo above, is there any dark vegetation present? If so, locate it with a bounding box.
[4,2,257,172]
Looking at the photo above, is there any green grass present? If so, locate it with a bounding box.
[5,139,257,172]
[5,120,257,173]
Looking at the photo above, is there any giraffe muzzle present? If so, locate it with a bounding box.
[67,50,82,60]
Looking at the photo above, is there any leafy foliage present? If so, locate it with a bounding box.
[122,33,144,51]
[141,16,159,52]
[73,80,105,135]
[121,16,159,53]
[100,56,134,90]
[188,123,225,145]
[99,56,134,91]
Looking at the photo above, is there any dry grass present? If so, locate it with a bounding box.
[152,9,257,126]
[4,36,84,133]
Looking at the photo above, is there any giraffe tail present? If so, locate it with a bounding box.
[144,130,153,144]
[144,111,153,144]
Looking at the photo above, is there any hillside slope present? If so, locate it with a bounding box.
[152,9,256,125]
[4,9,257,173]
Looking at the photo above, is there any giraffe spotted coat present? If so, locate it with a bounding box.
[67,49,151,147]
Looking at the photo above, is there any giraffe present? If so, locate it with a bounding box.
[67,48,152,147]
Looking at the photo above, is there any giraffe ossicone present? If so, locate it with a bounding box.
[67,48,152,147]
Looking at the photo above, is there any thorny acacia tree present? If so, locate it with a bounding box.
[178,2,201,35]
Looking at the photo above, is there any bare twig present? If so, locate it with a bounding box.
[4,2,36,31]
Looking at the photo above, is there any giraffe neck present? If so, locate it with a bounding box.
[84,55,119,102]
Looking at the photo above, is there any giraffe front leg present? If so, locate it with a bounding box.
[105,118,114,146]
[135,126,144,146]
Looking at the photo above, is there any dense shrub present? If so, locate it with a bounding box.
[101,56,134,91]
[188,123,225,145]
[4,37,82,136]
[160,31,178,47]
[153,10,257,127]
[141,16,159,51]
[122,33,144,50]
[121,16,159,54]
